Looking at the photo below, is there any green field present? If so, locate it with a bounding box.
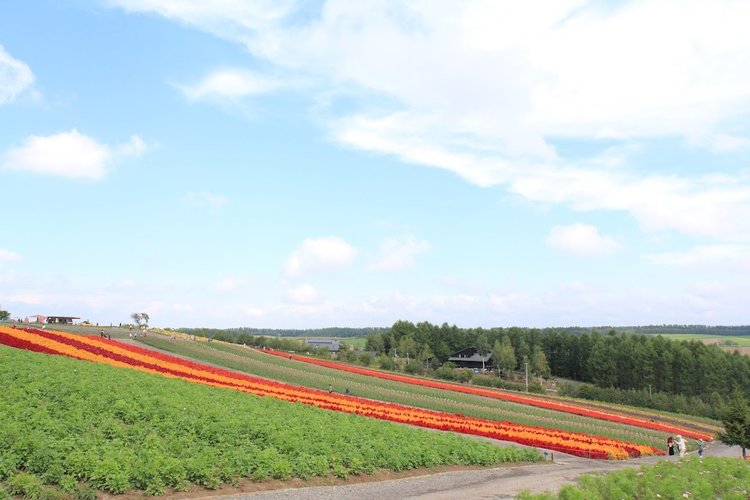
[0,345,540,497]
[519,456,750,499]
[654,333,750,346]
[138,337,715,451]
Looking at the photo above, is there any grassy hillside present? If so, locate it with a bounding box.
[0,345,539,497]
[138,337,716,451]
[519,457,750,499]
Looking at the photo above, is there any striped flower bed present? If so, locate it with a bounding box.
[0,326,664,460]
[263,349,714,441]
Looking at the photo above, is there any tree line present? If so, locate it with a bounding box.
[364,320,750,418]
[177,326,387,339]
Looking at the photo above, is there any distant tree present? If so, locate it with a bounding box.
[717,393,750,459]
[0,309,9,321]
[530,345,551,378]
[397,335,417,361]
[498,336,517,379]
[378,353,395,371]
[130,312,150,328]
[365,332,385,354]
[418,344,434,368]
[491,340,503,373]
[476,333,490,371]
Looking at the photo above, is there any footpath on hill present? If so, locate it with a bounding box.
[219,442,741,500]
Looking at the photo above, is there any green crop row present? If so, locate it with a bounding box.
[141,337,679,449]
[518,456,750,499]
[0,345,539,497]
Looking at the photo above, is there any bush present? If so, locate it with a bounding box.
[456,369,473,384]
[378,354,395,371]
[436,363,456,380]
[404,360,423,375]
[358,353,373,366]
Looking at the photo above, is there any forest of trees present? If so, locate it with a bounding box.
[364,321,750,418]
[177,326,387,339]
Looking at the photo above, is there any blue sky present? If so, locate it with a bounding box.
[2,1,750,328]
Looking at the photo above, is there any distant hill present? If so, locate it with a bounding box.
[176,326,388,339]
[581,325,750,336]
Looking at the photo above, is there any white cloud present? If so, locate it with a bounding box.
[287,283,319,304]
[185,191,228,208]
[546,223,621,256]
[284,236,357,278]
[648,245,750,271]
[117,135,147,157]
[711,134,750,153]
[215,276,246,291]
[0,45,34,104]
[371,235,430,271]
[110,1,750,241]
[179,69,280,100]
[2,130,146,180]
[0,248,21,265]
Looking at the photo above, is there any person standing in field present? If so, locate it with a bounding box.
[698,438,704,458]
[667,436,674,456]
[675,435,686,459]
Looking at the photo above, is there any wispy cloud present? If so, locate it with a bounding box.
[286,283,319,304]
[284,237,357,278]
[2,130,146,180]
[370,235,430,271]
[546,223,621,256]
[215,276,246,291]
[178,69,280,101]
[0,45,34,104]
[648,245,750,272]
[110,1,750,243]
[0,248,21,265]
[185,191,228,209]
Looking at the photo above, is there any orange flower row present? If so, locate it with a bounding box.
[264,349,713,440]
[0,327,663,460]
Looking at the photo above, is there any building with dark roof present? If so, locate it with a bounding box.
[305,338,341,352]
[448,346,492,369]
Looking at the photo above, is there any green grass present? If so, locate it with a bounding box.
[138,337,706,451]
[0,345,540,497]
[518,457,750,499]
[339,336,367,349]
[654,333,750,346]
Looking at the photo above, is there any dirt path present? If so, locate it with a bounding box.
[215,442,742,500]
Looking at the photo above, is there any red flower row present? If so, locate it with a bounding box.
[265,349,713,440]
[0,327,664,460]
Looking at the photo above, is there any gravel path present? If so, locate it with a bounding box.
[219,442,742,500]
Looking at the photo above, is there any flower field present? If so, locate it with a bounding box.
[262,348,714,440]
[0,326,663,460]
[0,342,539,496]
[144,336,702,449]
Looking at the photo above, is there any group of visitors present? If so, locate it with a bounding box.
[667,435,704,459]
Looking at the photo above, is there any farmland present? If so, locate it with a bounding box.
[137,336,714,449]
[0,327,660,460]
[0,342,539,497]
[0,326,740,498]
